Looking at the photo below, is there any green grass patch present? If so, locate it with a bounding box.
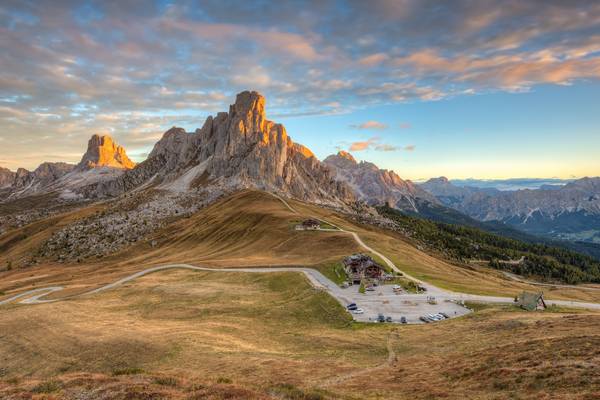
[318,221,338,230]
[32,379,62,394]
[314,262,348,285]
[383,277,419,293]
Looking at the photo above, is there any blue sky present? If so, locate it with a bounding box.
[1,0,599,179]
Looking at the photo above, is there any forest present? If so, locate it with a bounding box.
[377,205,600,284]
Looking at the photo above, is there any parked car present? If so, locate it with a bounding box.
[377,313,385,323]
[400,316,407,324]
[427,314,441,321]
[352,308,364,314]
[346,303,357,310]
[419,316,430,323]
[365,286,375,292]
[439,312,449,319]
[385,316,393,323]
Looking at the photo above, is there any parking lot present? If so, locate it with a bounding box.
[338,283,472,324]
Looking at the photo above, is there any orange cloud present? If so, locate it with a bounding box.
[348,137,401,152]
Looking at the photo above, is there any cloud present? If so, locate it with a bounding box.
[348,136,401,152]
[404,145,416,151]
[1,1,599,167]
[350,120,388,130]
[358,53,389,66]
[375,143,399,151]
[349,138,378,151]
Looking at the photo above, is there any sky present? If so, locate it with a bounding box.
[1,0,599,180]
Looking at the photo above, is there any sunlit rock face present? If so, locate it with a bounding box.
[76,134,136,171]
[81,91,354,205]
[324,151,438,213]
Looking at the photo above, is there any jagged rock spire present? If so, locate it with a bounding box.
[76,134,135,170]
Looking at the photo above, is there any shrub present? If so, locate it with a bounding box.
[216,377,232,384]
[269,383,325,400]
[112,367,145,376]
[154,376,179,387]
[32,380,62,394]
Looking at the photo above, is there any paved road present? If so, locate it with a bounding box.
[2,192,600,322]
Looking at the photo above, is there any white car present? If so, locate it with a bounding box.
[352,308,365,314]
[428,314,442,321]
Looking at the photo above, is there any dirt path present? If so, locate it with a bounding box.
[3,193,600,314]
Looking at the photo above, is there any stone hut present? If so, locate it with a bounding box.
[517,292,547,311]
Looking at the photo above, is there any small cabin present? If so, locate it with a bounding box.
[517,292,546,311]
[343,254,385,284]
[296,218,321,230]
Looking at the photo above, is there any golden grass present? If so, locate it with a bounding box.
[1,269,598,399]
[287,197,600,302]
[2,189,600,305]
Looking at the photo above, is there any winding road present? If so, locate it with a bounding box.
[2,192,600,317]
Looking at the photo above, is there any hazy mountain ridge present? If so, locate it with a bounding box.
[421,176,600,243]
[323,151,438,213]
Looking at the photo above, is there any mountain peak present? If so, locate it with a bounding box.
[76,134,135,171]
[427,176,450,184]
[337,150,357,163]
[232,90,265,120]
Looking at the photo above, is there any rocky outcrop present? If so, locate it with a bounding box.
[11,163,75,189]
[323,151,438,212]
[76,134,135,171]
[81,91,354,205]
[0,167,15,188]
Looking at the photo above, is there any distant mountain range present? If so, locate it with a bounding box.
[447,178,574,191]
[420,176,600,245]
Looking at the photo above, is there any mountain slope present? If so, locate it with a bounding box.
[323,151,437,212]
[421,176,600,244]
[80,91,354,205]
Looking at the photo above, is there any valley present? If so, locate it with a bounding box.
[0,91,599,399]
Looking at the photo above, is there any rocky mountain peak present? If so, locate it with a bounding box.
[323,151,358,169]
[76,134,135,171]
[232,90,265,119]
[0,166,15,188]
[338,151,357,163]
[323,152,438,212]
[80,90,354,205]
[426,176,450,185]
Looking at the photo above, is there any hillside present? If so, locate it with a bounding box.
[378,205,600,284]
[1,266,599,399]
